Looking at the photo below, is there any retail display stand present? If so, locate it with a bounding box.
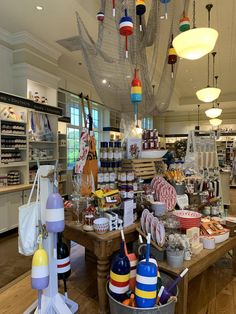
[24,165,78,314]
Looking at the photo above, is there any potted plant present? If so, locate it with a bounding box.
[166,233,185,268]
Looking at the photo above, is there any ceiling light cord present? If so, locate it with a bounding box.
[206,4,213,28]
[212,52,216,87]
[207,53,210,87]
[193,0,196,28]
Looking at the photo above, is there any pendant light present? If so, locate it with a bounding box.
[205,74,222,117]
[173,2,218,60]
[209,118,222,127]
[197,50,221,103]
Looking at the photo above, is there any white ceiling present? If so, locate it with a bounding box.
[0,0,235,114]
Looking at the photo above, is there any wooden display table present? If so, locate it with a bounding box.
[157,237,236,314]
[64,221,139,314]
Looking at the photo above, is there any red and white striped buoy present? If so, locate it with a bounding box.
[119,9,134,58]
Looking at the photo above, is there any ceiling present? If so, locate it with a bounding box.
[0,0,235,115]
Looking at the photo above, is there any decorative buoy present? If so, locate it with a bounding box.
[160,0,171,19]
[119,9,134,58]
[109,237,130,302]
[131,68,142,125]
[46,191,64,233]
[121,229,138,291]
[136,0,146,31]
[31,236,49,314]
[168,36,177,78]
[96,11,105,22]
[179,12,190,32]
[112,0,116,17]
[57,233,71,300]
[135,234,157,308]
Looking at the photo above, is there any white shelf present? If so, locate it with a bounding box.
[1,133,26,137]
[0,161,27,167]
[29,159,57,163]
[29,141,57,144]
[1,148,27,150]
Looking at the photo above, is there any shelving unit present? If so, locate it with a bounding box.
[58,132,68,197]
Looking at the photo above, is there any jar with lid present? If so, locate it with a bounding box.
[103,142,108,160]
[142,130,147,140]
[117,161,122,172]
[100,142,104,160]
[108,142,114,161]
[149,129,154,139]
[97,172,104,184]
[127,171,134,182]
[83,213,95,231]
[144,140,149,150]
[120,172,127,183]
[103,169,110,183]
[113,142,120,161]
[109,170,116,183]
[149,139,155,150]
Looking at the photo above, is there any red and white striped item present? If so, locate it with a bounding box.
[173,210,201,229]
[159,183,177,211]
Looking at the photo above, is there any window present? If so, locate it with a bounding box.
[142,117,153,129]
[66,93,103,170]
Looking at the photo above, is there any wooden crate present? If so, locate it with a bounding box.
[122,158,161,179]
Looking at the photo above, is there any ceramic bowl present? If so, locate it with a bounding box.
[151,201,166,217]
[93,218,109,234]
[173,210,202,230]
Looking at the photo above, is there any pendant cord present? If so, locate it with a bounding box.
[212,52,216,87]
[207,53,210,87]
[193,0,196,28]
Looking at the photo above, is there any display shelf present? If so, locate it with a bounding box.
[1,133,27,137]
[0,161,27,167]
[29,140,57,144]
[0,184,32,195]
[1,148,27,150]
[58,132,68,197]
[1,119,26,125]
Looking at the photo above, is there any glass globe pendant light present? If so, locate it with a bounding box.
[209,118,222,127]
[173,2,218,60]
[205,104,222,118]
[197,51,221,103]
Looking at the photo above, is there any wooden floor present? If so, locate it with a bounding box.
[1,189,236,314]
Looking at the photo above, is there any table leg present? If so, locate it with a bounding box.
[233,248,236,276]
[176,272,188,314]
[97,257,110,314]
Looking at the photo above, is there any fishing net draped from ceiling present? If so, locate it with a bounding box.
[76,0,189,115]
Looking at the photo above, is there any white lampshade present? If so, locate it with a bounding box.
[196,87,221,103]
[209,118,222,126]
[205,107,222,118]
[173,27,218,60]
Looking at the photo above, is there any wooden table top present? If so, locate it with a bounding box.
[65,220,140,242]
[158,236,236,280]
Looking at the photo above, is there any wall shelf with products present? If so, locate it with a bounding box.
[58,132,68,197]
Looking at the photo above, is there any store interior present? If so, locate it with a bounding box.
[0,0,236,313]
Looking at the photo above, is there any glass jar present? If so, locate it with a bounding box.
[108,142,114,161]
[103,170,110,183]
[150,129,154,139]
[127,171,134,182]
[97,172,104,183]
[83,213,95,231]
[109,171,116,183]
[103,142,108,160]
[120,172,127,182]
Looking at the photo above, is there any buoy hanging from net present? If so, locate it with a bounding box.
[131,68,142,125]
[168,36,177,79]
[160,0,171,19]
[96,11,105,22]
[119,9,134,59]
[179,11,190,32]
[136,0,146,32]
[112,0,116,17]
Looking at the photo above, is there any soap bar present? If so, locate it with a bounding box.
[191,242,203,255]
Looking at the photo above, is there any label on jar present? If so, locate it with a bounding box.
[133,182,138,191]
[103,151,108,160]
[103,172,110,183]
[97,172,104,183]
[127,190,134,198]
[127,171,134,181]
[114,150,120,161]
[120,172,127,182]
[120,190,127,198]
[109,172,116,182]
[108,150,114,160]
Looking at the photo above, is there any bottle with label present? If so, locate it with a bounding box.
[103,142,108,161]
[114,142,120,161]
[108,142,114,161]
[100,142,104,160]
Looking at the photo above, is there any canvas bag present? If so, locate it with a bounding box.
[18,171,41,256]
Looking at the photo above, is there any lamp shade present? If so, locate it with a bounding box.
[209,118,222,126]
[196,87,221,103]
[173,27,218,60]
[205,107,222,118]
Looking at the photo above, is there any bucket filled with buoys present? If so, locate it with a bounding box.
[107,271,178,314]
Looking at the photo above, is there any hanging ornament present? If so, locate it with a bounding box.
[57,233,71,301]
[168,36,177,78]
[31,235,49,314]
[119,9,134,58]
[112,0,116,17]
[179,11,190,32]
[136,0,146,31]
[160,0,171,19]
[131,69,142,125]
[109,237,130,302]
[96,11,105,22]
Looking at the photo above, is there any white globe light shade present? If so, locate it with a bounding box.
[173,28,218,60]
[196,87,221,103]
[209,118,222,126]
[205,107,222,118]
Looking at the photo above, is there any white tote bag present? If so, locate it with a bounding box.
[18,172,41,256]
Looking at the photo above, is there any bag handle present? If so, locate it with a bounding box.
[28,171,39,205]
